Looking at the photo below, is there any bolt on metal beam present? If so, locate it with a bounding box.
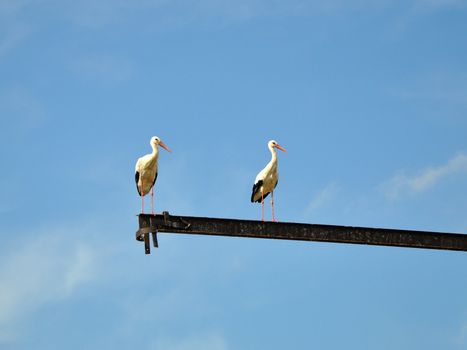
[136,212,467,254]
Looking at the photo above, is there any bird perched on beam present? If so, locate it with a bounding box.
[251,140,287,222]
[135,136,172,214]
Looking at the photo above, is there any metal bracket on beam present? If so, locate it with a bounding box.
[162,211,192,230]
[136,212,191,254]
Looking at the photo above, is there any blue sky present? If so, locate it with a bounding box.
[1,0,467,349]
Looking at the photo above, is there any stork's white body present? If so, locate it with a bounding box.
[135,150,159,196]
[251,150,278,203]
[135,136,171,214]
[251,140,286,222]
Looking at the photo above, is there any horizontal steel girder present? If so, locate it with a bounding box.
[136,212,467,254]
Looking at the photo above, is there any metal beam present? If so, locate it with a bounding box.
[136,212,467,254]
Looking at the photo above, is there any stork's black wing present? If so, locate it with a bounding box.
[135,171,141,196]
[152,172,158,188]
[251,180,264,203]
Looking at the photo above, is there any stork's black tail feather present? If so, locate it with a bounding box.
[135,172,141,196]
[251,180,267,202]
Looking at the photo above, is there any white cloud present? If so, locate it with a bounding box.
[70,54,134,83]
[392,72,467,107]
[417,0,467,9]
[381,153,467,200]
[0,23,30,58]
[150,332,229,350]
[1,0,464,37]
[0,0,402,33]
[0,87,46,131]
[0,229,97,329]
[0,329,17,344]
[0,0,34,57]
[0,0,33,16]
[303,183,340,218]
[453,322,467,346]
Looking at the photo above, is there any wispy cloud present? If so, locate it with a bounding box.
[380,153,467,200]
[70,54,134,83]
[0,87,46,132]
[417,0,467,9]
[391,72,467,107]
[150,332,229,350]
[0,23,30,58]
[303,182,340,218]
[0,229,97,332]
[0,329,17,345]
[2,0,465,36]
[0,0,33,58]
[0,0,33,17]
[453,322,467,346]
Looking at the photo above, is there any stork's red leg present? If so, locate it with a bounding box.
[261,192,264,222]
[271,190,275,222]
[150,186,154,215]
[141,179,144,214]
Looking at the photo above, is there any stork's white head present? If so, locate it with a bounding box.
[150,136,172,152]
[268,140,287,153]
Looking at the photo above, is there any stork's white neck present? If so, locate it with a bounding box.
[151,144,160,159]
[268,144,278,162]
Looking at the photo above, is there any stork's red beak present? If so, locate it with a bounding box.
[159,141,172,153]
[275,144,287,153]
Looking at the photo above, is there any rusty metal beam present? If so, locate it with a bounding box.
[135,212,467,254]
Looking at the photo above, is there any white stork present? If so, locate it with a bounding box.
[135,136,171,214]
[251,140,287,222]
